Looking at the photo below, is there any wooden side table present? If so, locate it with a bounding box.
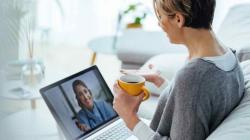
[87,36,117,65]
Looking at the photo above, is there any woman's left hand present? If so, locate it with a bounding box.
[113,82,144,130]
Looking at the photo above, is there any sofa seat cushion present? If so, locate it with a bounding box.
[138,96,159,119]
[207,60,250,140]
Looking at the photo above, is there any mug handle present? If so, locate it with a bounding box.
[141,86,150,101]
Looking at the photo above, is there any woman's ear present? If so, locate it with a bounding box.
[175,13,185,28]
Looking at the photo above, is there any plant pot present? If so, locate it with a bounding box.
[126,23,142,29]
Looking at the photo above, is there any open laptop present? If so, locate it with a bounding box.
[40,65,138,140]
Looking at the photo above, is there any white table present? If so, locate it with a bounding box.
[0,109,60,140]
[0,80,44,109]
[87,36,117,65]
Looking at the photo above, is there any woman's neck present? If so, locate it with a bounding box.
[84,105,94,112]
[182,28,226,60]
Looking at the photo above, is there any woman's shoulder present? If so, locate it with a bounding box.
[175,57,242,87]
[171,59,223,98]
[184,58,215,70]
[77,109,87,119]
[176,59,214,81]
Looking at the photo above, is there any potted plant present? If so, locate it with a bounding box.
[112,3,149,49]
[120,3,149,29]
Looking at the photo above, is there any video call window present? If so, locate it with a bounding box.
[44,70,117,139]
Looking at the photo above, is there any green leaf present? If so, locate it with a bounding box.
[134,17,141,24]
[124,4,136,14]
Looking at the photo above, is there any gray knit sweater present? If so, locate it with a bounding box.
[133,51,245,140]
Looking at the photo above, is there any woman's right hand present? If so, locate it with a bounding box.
[120,64,166,87]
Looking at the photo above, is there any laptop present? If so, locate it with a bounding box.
[40,65,138,140]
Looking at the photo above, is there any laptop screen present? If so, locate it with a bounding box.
[40,66,118,140]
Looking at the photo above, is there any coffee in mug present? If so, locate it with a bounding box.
[118,74,150,101]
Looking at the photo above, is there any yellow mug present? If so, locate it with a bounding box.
[118,74,150,101]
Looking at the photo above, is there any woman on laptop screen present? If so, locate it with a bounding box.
[72,79,116,132]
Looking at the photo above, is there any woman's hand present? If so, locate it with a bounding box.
[75,120,90,132]
[113,82,144,130]
[120,64,166,87]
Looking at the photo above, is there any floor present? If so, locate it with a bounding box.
[0,43,121,139]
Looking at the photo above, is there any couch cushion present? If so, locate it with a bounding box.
[216,4,250,50]
[207,60,250,140]
[237,47,250,62]
[138,96,159,119]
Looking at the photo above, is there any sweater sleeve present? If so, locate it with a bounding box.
[132,121,155,140]
[133,121,172,140]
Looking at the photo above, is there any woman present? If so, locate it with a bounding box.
[72,80,116,132]
[113,0,245,139]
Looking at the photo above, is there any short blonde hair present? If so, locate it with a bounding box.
[153,0,215,29]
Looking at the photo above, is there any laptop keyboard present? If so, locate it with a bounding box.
[93,121,132,140]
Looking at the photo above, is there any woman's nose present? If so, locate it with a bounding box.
[83,93,88,99]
